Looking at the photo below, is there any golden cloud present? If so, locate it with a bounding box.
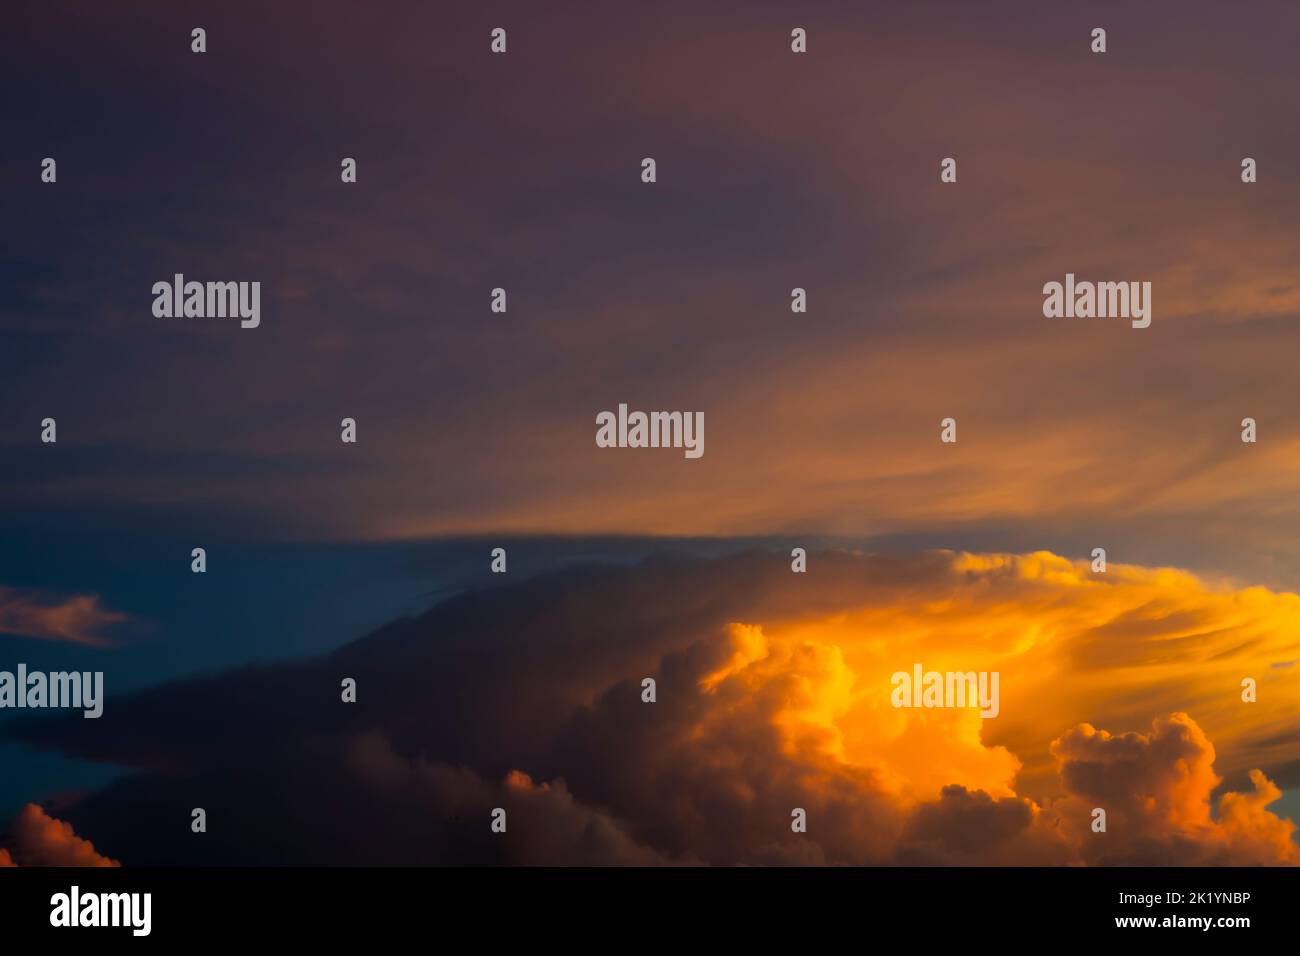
[0,804,120,867]
[546,550,1298,864]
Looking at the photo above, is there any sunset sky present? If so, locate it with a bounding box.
[2,0,1297,865]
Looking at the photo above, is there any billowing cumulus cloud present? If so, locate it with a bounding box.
[345,734,675,865]
[4,550,1296,865]
[0,586,127,646]
[0,803,119,867]
[1049,714,1297,865]
[897,786,1069,866]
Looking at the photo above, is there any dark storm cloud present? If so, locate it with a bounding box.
[4,550,1295,865]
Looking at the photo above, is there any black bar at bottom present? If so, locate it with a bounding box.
[0,865,1289,943]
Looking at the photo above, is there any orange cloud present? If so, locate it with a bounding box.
[1,804,120,867]
[544,551,1298,864]
[1050,714,1296,864]
[12,548,1294,865]
[1218,770,1298,862]
[764,551,1300,803]
[0,587,127,646]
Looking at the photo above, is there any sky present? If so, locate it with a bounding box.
[1,0,1297,865]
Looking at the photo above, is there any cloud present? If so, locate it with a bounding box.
[0,586,127,646]
[11,0,1300,597]
[345,733,676,865]
[4,550,1296,865]
[0,804,119,867]
[1050,714,1297,865]
[1217,770,1298,861]
[898,785,1070,866]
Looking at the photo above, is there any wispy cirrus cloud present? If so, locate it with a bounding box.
[8,0,1300,596]
[0,586,128,647]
